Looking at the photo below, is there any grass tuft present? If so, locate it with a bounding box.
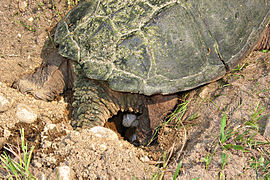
[201,101,269,178]
[0,128,35,180]
[18,21,36,32]
[173,161,182,180]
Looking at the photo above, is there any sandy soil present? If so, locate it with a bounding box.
[0,0,269,179]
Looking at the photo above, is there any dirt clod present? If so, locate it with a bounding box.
[0,93,11,112]
[16,104,38,123]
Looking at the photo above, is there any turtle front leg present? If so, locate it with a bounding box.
[72,77,154,145]
[72,76,146,128]
[72,75,178,146]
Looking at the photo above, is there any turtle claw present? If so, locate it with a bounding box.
[13,52,71,101]
[13,80,34,93]
[32,89,57,101]
[13,74,59,101]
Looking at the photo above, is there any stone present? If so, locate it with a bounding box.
[28,17,34,22]
[0,94,10,112]
[38,174,46,180]
[55,166,74,180]
[89,126,119,141]
[4,129,11,138]
[18,1,27,12]
[16,104,37,123]
[139,155,150,163]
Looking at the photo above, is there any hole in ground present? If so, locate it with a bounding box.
[105,111,141,145]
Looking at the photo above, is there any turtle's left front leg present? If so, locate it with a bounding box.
[72,72,178,145]
[71,74,146,129]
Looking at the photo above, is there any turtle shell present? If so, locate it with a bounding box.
[55,0,270,95]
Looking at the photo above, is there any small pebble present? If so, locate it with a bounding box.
[38,174,46,180]
[0,94,10,112]
[16,104,37,123]
[55,166,73,180]
[44,123,56,132]
[34,161,42,168]
[99,144,107,151]
[28,17,34,22]
[140,155,150,162]
[43,141,52,148]
[89,126,118,140]
[4,129,11,138]
[199,87,210,99]
[18,1,27,12]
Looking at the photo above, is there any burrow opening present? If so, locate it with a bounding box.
[105,111,142,145]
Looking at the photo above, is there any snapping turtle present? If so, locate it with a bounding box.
[15,0,269,143]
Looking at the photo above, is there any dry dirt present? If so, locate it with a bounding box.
[0,0,269,179]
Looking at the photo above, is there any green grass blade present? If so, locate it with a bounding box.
[221,152,228,170]
[220,114,227,143]
[26,146,35,171]
[166,102,188,125]
[223,144,248,152]
[0,155,13,173]
[250,141,270,146]
[152,173,159,180]
[1,165,13,179]
[0,128,35,179]
[21,129,29,168]
[173,161,182,180]
[261,49,269,53]
[1,153,20,178]
[256,88,270,95]
[11,160,29,177]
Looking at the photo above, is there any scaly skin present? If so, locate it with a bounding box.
[72,63,179,144]
[72,64,153,144]
[72,73,146,128]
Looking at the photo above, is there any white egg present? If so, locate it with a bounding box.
[122,114,137,127]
